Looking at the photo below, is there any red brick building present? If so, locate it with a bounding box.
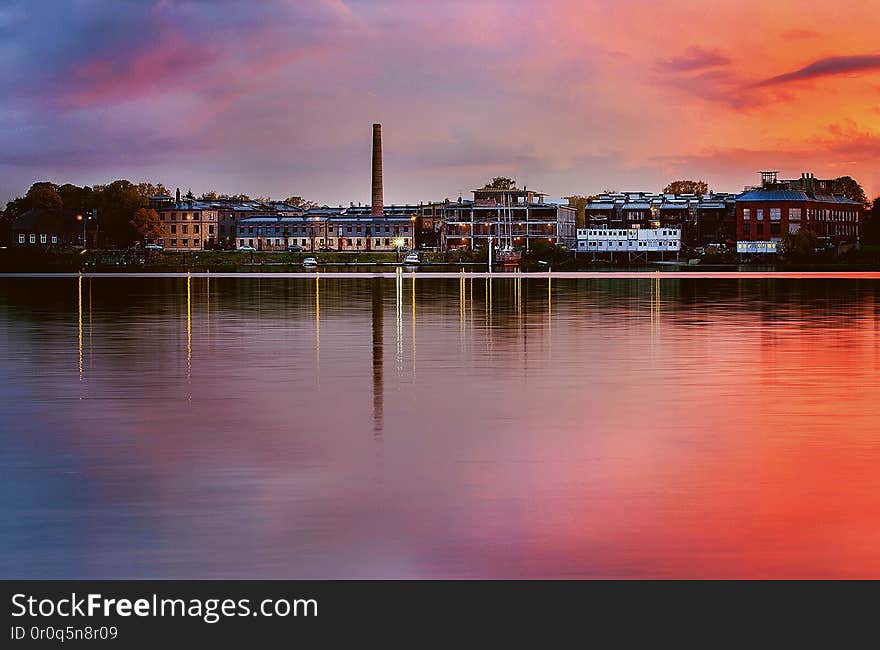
[735,189,862,243]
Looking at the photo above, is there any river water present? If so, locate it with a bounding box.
[1,273,879,578]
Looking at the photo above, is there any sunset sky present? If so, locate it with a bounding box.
[1,0,879,205]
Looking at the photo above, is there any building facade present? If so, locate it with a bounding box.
[585,192,736,246]
[576,227,681,255]
[735,189,862,242]
[11,209,86,247]
[149,201,219,251]
[441,187,576,250]
[236,208,415,251]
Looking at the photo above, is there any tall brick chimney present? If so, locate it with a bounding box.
[371,123,383,216]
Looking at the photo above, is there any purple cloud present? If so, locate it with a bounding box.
[658,46,730,72]
[756,54,880,86]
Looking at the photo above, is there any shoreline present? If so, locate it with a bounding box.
[4,270,880,279]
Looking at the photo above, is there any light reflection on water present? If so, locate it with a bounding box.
[1,275,879,578]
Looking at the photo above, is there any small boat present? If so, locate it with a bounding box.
[496,246,522,267]
[302,257,318,267]
[403,253,420,265]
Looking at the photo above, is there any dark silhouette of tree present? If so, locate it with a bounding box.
[482,177,516,190]
[862,197,880,244]
[832,176,868,206]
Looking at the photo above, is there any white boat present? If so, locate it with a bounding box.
[403,253,420,265]
[302,257,318,266]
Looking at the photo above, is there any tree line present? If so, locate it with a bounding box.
[1,181,318,247]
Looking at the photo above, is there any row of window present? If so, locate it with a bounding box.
[160,212,216,221]
[168,225,214,235]
[584,240,678,247]
[743,207,857,221]
[18,234,58,244]
[238,238,410,248]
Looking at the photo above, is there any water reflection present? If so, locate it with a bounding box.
[372,277,383,436]
[2,276,880,578]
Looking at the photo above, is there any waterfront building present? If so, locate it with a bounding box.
[236,207,415,251]
[735,172,862,243]
[440,186,576,250]
[584,192,736,246]
[576,227,681,257]
[153,200,219,251]
[11,208,87,247]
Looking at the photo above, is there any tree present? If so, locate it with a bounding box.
[863,197,880,245]
[283,196,318,209]
[832,176,868,207]
[129,208,162,242]
[482,177,516,190]
[94,180,150,247]
[783,228,819,257]
[663,180,709,195]
[565,195,594,228]
[25,182,63,211]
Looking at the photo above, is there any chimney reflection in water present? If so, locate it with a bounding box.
[371,277,383,436]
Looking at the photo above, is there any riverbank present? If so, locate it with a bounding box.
[2,246,880,273]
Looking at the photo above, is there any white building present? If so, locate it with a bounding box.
[576,227,681,254]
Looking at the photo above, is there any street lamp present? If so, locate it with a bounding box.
[393,237,405,262]
[76,213,93,250]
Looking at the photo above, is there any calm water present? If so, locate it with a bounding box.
[1,274,879,579]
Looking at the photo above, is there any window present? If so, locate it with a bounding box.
[301,239,307,246]
[171,239,178,246]
[770,223,781,236]
[770,208,781,221]
[182,239,189,246]
[193,225,200,234]
[29,234,35,244]
[789,223,800,235]
[40,234,47,244]
[171,225,177,234]
[18,234,25,244]
[182,225,188,234]
[789,208,802,222]
[194,238,200,246]
[51,236,57,244]
[756,223,764,236]
[743,223,751,235]
[209,225,214,234]
[743,208,750,220]
[239,239,245,247]
[757,209,764,220]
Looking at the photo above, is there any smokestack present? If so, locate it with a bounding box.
[371,123,383,216]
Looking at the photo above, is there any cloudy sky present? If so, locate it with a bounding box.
[2,0,879,205]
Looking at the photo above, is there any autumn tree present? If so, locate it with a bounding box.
[663,180,709,195]
[482,177,516,190]
[129,208,162,242]
[93,180,150,246]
